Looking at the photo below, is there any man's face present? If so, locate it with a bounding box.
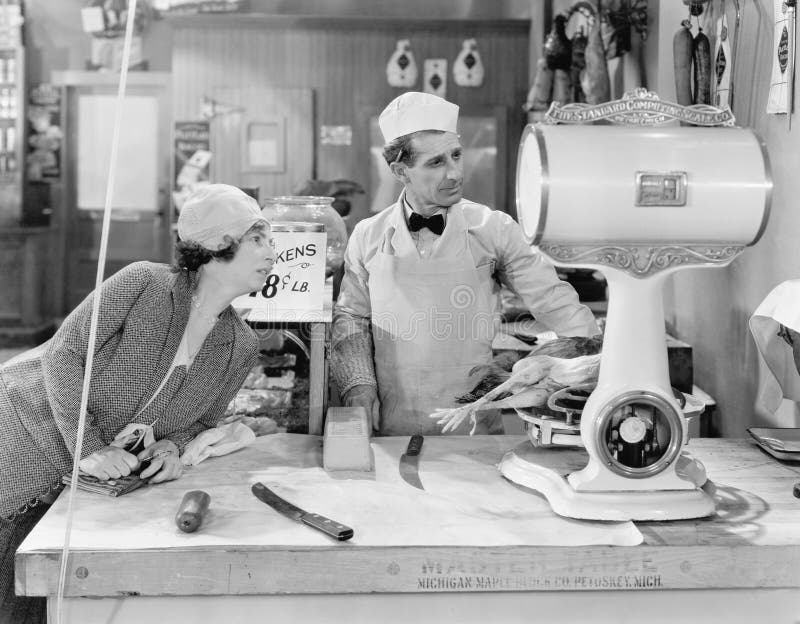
[395,132,464,212]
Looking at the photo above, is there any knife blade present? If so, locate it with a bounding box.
[399,434,424,490]
[251,482,354,541]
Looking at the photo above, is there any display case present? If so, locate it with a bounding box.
[0,43,24,224]
[0,2,59,346]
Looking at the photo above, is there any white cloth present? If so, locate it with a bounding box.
[749,279,800,414]
[378,92,459,142]
[180,422,256,466]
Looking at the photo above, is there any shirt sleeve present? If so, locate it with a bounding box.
[330,222,377,396]
[41,262,155,459]
[492,213,599,337]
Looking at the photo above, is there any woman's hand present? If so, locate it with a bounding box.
[79,446,139,481]
[137,439,183,484]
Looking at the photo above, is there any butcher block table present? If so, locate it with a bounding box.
[15,434,800,624]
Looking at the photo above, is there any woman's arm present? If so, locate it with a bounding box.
[41,262,155,459]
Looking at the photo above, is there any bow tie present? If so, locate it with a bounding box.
[408,212,445,236]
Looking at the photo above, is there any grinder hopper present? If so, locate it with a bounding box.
[499,90,772,520]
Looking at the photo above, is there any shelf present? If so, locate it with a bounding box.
[51,70,171,87]
[164,12,530,32]
[0,44,22,223]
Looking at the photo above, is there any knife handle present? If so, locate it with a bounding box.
[406,434,424,456]
[301,513,354,541]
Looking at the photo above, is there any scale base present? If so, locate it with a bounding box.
[499,444,716,521]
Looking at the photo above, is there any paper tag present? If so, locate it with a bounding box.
[234,229,326,322]
[713,12,732,108]
[767,0,795,114]
[423,58,448,98]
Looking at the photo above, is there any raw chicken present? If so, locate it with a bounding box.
[433,354,601,435]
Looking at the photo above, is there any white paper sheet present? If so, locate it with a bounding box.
[21,435,642,552]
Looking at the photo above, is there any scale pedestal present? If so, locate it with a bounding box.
[500,442,711,521]
[499,266,717,521]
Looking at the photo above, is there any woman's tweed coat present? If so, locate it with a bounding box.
[0,261,259,518]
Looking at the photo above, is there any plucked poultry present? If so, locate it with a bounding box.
[431,335,604,435]
[457,334,604,403]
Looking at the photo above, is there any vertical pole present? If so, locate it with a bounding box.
[528,0,549,88]
[308,321,326,435]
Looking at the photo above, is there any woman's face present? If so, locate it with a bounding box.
[220,224,276,294]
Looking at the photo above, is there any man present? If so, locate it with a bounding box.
[331,92,598,436]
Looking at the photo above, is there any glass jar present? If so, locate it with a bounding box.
[261,196,348,278]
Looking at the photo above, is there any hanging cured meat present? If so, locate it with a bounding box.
[581,18,611,104]
[544,14,573,70]
[693,27,712,104]
[673,19,694,106]
[570,28,588,103]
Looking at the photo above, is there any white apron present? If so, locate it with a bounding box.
[367,204,502,436]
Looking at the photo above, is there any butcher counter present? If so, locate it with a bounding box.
[15,434,800,624]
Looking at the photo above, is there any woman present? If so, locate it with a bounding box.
[0,184,275,622]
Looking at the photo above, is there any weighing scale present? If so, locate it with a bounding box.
[499,89,772,520]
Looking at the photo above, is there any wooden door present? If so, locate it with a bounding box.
[59,74,171,310]
[209,87,314,199]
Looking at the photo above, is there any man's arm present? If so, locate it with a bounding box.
[331,222,378,395]
[331,223,382,428]
[493,213,599,337]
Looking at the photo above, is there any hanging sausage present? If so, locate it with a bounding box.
[581,16,611,105]
[673,20,694,106]
[693,26,712,104]
[571,27,588,103]
[674,1,713,107]
[544,14,573,71]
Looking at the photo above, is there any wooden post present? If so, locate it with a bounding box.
[308,321,328,434]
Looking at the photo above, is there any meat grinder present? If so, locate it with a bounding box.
[499,90,772,520]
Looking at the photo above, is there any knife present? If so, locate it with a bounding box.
[251,482,354,541]
[399,434,424,490]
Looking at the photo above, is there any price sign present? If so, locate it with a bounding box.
[233,223,327,322]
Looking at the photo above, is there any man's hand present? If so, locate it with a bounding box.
[138,439,183,484]
[79,446,139,481]
[343,384,381,431]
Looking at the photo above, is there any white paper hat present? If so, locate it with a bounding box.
[178,184,266,251]
[378,92,459,143]
[749,279,800,411]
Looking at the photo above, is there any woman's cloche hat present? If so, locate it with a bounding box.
[177,184,267,251]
